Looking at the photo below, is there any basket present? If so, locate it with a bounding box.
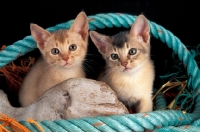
[0,13,200,131]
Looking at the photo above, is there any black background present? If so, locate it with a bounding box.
[1,1,199,47]
[0,1,199,106]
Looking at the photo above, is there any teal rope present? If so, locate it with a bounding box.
[18,110,200,132]
[149,21,200,93]
[192,118,200,126]
[154,126,200,132]
[154,92,167,110]
[193,93,200,113]
[0,36,36,68]
[1,13,200,131]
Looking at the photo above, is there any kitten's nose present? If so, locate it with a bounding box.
[63,56,69,62]
[121,62,128,67]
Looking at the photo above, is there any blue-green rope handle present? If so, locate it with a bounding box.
[1,13,200,131]
[18,110,200,132]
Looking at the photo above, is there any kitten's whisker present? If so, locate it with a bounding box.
[83,59,100,65]
[39,63,57,77]
[83,63,96,77]
[83,66,91,76]
[74,58,96,76]
[105,69,115,80]
[86,54,100,56]
[40,65,58,80]
[99,67,115,81]
[42,63,57,73]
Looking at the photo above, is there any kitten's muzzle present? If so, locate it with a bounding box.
[121,62,128,67]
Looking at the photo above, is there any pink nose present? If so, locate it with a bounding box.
[121,62,128,67]
[63,56,69,62]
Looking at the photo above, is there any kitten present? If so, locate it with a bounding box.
[19,12,89,106]
[89,15,155,113]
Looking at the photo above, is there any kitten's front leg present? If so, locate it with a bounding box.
[137,97,153,113]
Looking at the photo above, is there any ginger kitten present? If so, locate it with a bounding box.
[90,15,155,113]
[19,12,88,106]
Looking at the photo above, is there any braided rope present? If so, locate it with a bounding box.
[149,21,200,92]
[154,92,167,110]
[1,13,200,131]
[18,110,200,132]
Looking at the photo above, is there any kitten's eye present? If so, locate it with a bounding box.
[69,44,77,51]
[111,53,119,60]
[51,48,60,55]
[129,48,137,55]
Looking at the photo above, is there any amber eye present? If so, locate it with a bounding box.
[111,53,119,60]
[129,48,137,55]
[51,48,59,55]
[69,44,77,51]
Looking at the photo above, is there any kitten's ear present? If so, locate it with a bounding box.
[130,15,150,43]
[89,31,111,54]
[69,12,88,41]
[30,24,51,50]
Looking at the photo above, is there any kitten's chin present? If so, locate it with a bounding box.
[122,68,133,73]
[62,62,81,69]
[118,67,133,73]
[63,63,73,69]
[58,61,75,69]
